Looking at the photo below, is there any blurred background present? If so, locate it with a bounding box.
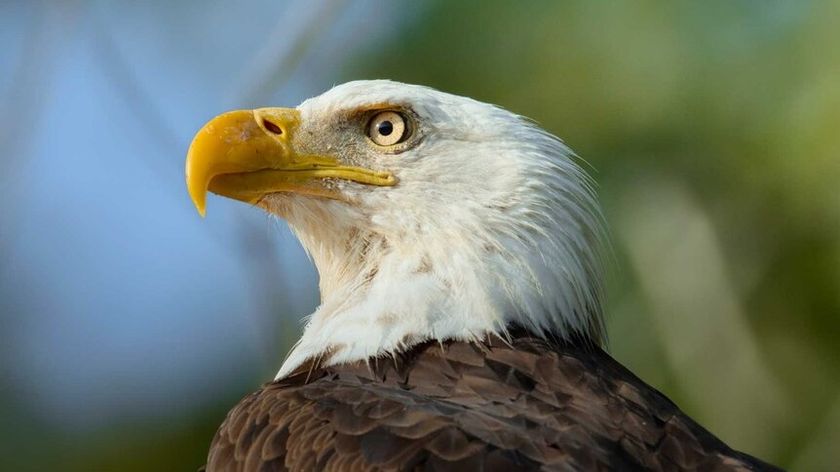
[1,0,838,470]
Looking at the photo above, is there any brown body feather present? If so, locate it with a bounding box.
[204,331,780,471]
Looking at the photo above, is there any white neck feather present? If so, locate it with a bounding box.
[271,129,605,379]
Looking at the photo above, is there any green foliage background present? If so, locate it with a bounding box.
[345,2,840,468]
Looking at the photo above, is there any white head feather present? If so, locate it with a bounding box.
[264,80,606,379]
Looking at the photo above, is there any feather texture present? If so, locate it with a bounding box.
[260,81,608,378]
[205,331,779,471]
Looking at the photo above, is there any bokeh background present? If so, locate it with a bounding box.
[1,1,838,470]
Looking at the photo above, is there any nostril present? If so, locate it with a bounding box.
[262,119,283,135]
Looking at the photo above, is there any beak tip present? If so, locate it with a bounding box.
[188,188,207,218]
[193,198,207,218]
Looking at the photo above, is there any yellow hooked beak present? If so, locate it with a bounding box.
[185,108,396,216]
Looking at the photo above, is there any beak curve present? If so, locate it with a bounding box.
[185,108,395,217]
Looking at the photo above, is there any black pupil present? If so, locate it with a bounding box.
[377,120,394,136]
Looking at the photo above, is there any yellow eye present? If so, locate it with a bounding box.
[367,111,407,146]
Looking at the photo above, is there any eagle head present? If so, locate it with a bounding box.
[186,80,605,378]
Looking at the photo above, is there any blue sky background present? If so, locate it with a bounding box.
[0,0,412,430]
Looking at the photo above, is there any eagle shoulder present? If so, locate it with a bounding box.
[205,333,780,471]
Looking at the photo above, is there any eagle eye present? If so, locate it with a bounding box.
[367,111,407,147]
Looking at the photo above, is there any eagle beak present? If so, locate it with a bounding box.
[185,108,395,217]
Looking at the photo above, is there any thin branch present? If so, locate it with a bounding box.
[229,0,349,106]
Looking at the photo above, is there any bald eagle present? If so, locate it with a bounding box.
[186,81,779,471]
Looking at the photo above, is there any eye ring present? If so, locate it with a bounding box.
[367,111,407,147]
